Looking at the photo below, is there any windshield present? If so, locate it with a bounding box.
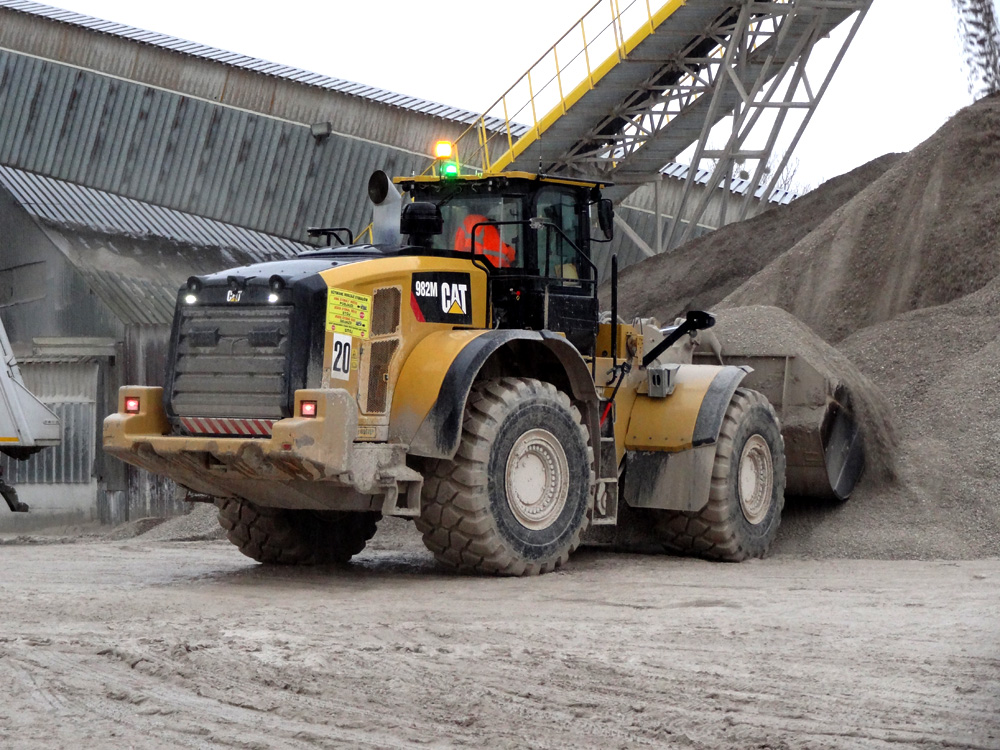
[431,195,524,268]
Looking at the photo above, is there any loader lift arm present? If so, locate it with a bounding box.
[642,310,716,368]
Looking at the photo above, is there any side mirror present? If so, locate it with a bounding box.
[597,199,615,241]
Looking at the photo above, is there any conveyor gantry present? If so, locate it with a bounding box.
[452,0,870,248]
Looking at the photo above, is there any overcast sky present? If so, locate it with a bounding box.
[43,0,977,190]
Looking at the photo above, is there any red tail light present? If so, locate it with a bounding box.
[300,400,318,418]
[124,397,141,414]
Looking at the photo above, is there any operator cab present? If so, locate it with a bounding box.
[395,171,613,356]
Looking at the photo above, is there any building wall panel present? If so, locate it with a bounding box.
[0,3,477,153]
[0,50,433,241]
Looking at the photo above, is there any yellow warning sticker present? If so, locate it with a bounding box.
[326,288,372,339]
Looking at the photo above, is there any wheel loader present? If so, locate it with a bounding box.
[103,147,863,575]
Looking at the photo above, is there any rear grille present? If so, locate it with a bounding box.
[170,305,292,421]
[372,287,401,336]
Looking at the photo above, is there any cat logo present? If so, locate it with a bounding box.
[441,282,468,316]
[411,272,472,325]
[226,290,243,303]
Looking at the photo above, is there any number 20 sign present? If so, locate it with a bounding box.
[330,333,353,381]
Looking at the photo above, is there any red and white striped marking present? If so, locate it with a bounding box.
[181,416,275,437]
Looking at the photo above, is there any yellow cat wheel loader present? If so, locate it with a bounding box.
[104,151,861,575]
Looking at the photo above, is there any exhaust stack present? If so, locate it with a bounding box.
[368,170,402,246]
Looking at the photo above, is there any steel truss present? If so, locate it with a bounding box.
[655,0,871,249]
[481,0,869,253]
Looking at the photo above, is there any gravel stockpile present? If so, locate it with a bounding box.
[115,503,225,542]
[723,94,1000,342]
[605,153,903,323]
[612,94,1000,560]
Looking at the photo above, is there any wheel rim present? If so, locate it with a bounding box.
[505,428,570,531]
[738,434,773,525]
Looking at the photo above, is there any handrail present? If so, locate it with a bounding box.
[437,0,684,177]
[355,222,374,244]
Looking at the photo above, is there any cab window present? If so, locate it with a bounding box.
[434,195,523,269]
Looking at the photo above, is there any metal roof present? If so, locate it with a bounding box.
[37,228,283,328]
[660,162,797,206]
[0,165,313,326]
[0,165,313,261]
[0,0,509,131]
[69,242,182,326]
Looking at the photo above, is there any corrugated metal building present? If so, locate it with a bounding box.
[0,0,484,242]
[0,164,313,527]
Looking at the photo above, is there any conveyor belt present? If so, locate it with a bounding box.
[456,0,869,204]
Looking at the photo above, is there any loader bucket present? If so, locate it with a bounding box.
[695,350,865,501]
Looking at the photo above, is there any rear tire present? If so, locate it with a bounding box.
[655,388,785,561]
[216,498,380,565]
[416,377,594,576]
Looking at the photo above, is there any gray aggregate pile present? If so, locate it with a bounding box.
[613,94,1000,559]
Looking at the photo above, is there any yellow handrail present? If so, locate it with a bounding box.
[434,0,684,177]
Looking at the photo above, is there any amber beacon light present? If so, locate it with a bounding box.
[433,140,459,178]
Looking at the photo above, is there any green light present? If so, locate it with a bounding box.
[440,160,460,178]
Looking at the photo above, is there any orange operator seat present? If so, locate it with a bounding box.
[454,214,516,268]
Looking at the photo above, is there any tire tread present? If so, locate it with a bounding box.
[216,498,379,565]
[415,377,594,576]
[655,388,786,561]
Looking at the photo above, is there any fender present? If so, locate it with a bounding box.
[622,364,749,512]
[624,364,749,452]
[391,329,598,459]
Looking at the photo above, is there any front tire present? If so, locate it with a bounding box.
[655,388,785,561]
[216,498,380,565]
[416,377,594,576]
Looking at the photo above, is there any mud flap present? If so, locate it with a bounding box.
[622,446,715,511]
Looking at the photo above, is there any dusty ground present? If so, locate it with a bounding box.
[1,516,997,749]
